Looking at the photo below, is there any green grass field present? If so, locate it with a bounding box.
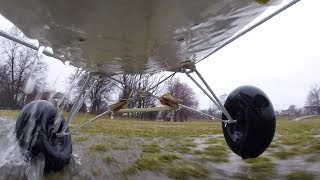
[1,110,320,179]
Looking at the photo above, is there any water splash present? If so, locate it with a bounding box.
[22,46,59,102]
[53,68,86,132]
[64,60,71,67]
[0,118,27,179]
[23,46,45,95]
[0,118,45,180]
[24,75,37,95]
[0,119,25,168]
[72,153,82,165]
[25,153,45,180]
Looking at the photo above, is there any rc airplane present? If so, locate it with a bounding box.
[0,0,300,172]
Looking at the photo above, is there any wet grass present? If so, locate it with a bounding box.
[285,171,314,180]
[1,110,320,179]
[270,117,320,158]
[142,143,161,153]
[305,154,320,162]
[158,154,179,162]
[91,169,101,177]
[72,115,220,138]
[0,110,20,118]
[165,140,198,154]
[103,156,115,164]
[126,153,178,173]
[126,153,207,179]
[110,143,129,151]
[89,144,108,153]
[73,136,88,143]
[203,145,227,156]
[56,113,218,179]
[243,156,276,179]
[192,150,203,155]
[201,145,228,162]
[167,143,192,154]
[205,137,223,144]
[273,149,297,159]
[167,163,209,180]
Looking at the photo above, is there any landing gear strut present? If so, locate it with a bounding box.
[181,65,275,159]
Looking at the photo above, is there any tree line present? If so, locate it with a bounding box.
[277,84,320,117]
[68,73,199,121]
[0,27,47,109]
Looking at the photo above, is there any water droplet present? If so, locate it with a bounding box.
[37,46,45,58]
[26,153,45,180]
[23,75,36,94]
[45,47,53,54]
[72,154,82,165]
[64,61,71,67]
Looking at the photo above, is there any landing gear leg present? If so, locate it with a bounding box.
[181,65,275,159]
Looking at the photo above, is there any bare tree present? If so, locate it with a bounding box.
[114,74,137,106]
[205,104,220,117]
[113,73,166,119]
[198,94,229,120]
[0,27,47,109]
[219,94,228,105]
[287,104,301,117]
[68,73,116,113]
[90,77,115,113]
[305,84,320,114]
[166,78,198,122]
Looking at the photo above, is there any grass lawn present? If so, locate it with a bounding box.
[1,110,320,179]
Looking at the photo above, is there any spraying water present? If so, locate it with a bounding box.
[1,117,74,180]
[23,46,45,95]
[0,39,79,179]
[0,118,45,180]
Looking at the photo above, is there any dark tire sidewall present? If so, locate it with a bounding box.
[15,100,72,172]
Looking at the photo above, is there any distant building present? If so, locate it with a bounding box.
[280,109,294,117]
[302,105,318,115]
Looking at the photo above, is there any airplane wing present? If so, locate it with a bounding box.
[0,0,293,74]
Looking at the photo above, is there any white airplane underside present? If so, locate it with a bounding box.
[0,0,288,74]
[0,0,300,173]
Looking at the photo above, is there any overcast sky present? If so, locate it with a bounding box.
[0,0,318,111]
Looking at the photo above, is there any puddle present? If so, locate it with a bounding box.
[275,155,320,175]
[193,134,224,151]
[193,137,208,151]
[204,151,247,179]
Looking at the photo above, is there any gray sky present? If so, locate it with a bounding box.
[0,0,318,111]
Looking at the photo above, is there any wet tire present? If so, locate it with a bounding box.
[15,100,72,172]
[222,86,275,159]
